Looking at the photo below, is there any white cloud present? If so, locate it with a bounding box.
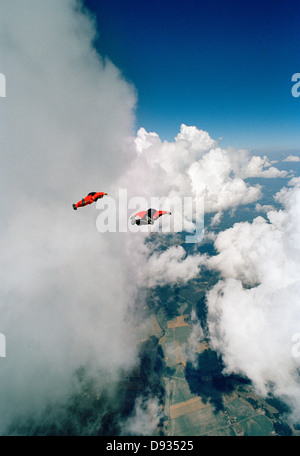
[140,245,206,288]
[186,309,205,367]
[205,180,300,419]
[255,203,276,213]
[283,155,300,162]
[210,211,224,227]
[122,397,163,436]
[288,176,300,187]
[175,124,218,153]
[187,148,261,213]
[241,155,288,178]
[0,0,140,433]
[125,126,287,225]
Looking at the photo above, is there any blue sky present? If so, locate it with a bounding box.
[84,0,300,152]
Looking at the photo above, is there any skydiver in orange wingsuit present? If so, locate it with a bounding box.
[130,208,171,225]
[72,192,107,210]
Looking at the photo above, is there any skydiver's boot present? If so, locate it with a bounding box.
[72,204,77,210]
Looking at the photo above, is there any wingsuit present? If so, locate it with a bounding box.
[130,208,171,225]
[73,192,107,210]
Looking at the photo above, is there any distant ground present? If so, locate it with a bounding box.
[148,276,297,436]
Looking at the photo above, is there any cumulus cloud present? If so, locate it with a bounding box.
[187,148,261,213]
[283,155,300,162]
[205,180,300,419]
[122,397,163,436]
[186,309,205,367]
[122,125,287,232]
[240,154,288,178]
[288,176,300,187]
[255,203,276,213]
[140,245,206,288]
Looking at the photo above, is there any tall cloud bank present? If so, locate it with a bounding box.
[0,0,139,434]
[206,179,300,420]
[123,125,287,232]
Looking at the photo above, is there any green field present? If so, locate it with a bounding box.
[150,274,298,437]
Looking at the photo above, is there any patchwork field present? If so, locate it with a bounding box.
[150,279,298,436]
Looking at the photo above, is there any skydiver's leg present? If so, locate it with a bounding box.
[74,199,85,209]
[148,208,156,219]
[138,218,151,225]
[146,216,154,224]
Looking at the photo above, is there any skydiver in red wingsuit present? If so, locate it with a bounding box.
[72,192,107,210]
[130,208,171,225]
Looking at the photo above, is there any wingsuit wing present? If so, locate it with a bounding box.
[153,210,171,220]
[134,210,148,220]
